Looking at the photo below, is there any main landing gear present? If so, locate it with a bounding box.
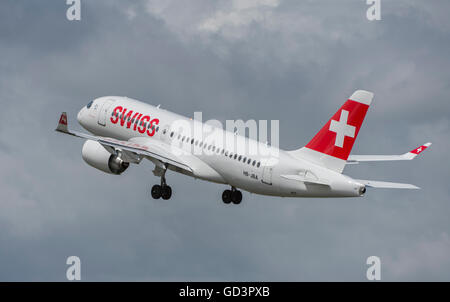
[222,187,242,205]
[151,174,172,200]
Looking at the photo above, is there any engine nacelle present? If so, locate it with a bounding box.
[82,140,129,175]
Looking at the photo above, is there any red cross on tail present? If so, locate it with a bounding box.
[288,90,373,173]
[305,90,372,160]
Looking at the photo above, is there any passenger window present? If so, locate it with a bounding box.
[252,160,256,166]
[238,155,242,161]
[233,154,237,160]
[257,162,261,168]
[247,158,251,164]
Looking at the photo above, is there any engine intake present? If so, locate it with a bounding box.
[82,140,129,175]
[108,152,129,174]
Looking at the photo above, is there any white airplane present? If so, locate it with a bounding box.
[56,90,431,204]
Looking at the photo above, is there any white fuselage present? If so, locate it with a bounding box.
[77,96,364,198]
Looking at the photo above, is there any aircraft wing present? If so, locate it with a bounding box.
[347,142,431,164]
[55,112,193,173]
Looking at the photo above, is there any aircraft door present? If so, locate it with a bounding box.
[98,99,115,126]
[161,125,171,143]
[262,165,273,185]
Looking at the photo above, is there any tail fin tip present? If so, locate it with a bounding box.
[349,90,374,105]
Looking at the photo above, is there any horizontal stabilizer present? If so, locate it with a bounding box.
[356,179,420,189]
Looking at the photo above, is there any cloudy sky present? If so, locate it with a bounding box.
[0,0,449,281]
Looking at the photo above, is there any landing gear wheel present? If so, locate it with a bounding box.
[151,185,162,199]
[231,190,242,205]
[161,185,172,200]
[222,190,232,204]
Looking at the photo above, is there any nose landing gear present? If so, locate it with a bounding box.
[222,187,242,205]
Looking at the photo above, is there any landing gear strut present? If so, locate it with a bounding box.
[222,187,242,205]
[151,172,172,200]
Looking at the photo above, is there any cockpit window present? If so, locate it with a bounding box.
[86,101,93,109]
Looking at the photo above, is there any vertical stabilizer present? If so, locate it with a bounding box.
[289,90,373,173]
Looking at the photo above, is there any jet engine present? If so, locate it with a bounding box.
[82,140,129,175]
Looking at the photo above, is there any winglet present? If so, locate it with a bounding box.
[403,142,432,160]
[56,112,69,133]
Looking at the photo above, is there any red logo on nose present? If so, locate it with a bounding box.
[110,106,160,137]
